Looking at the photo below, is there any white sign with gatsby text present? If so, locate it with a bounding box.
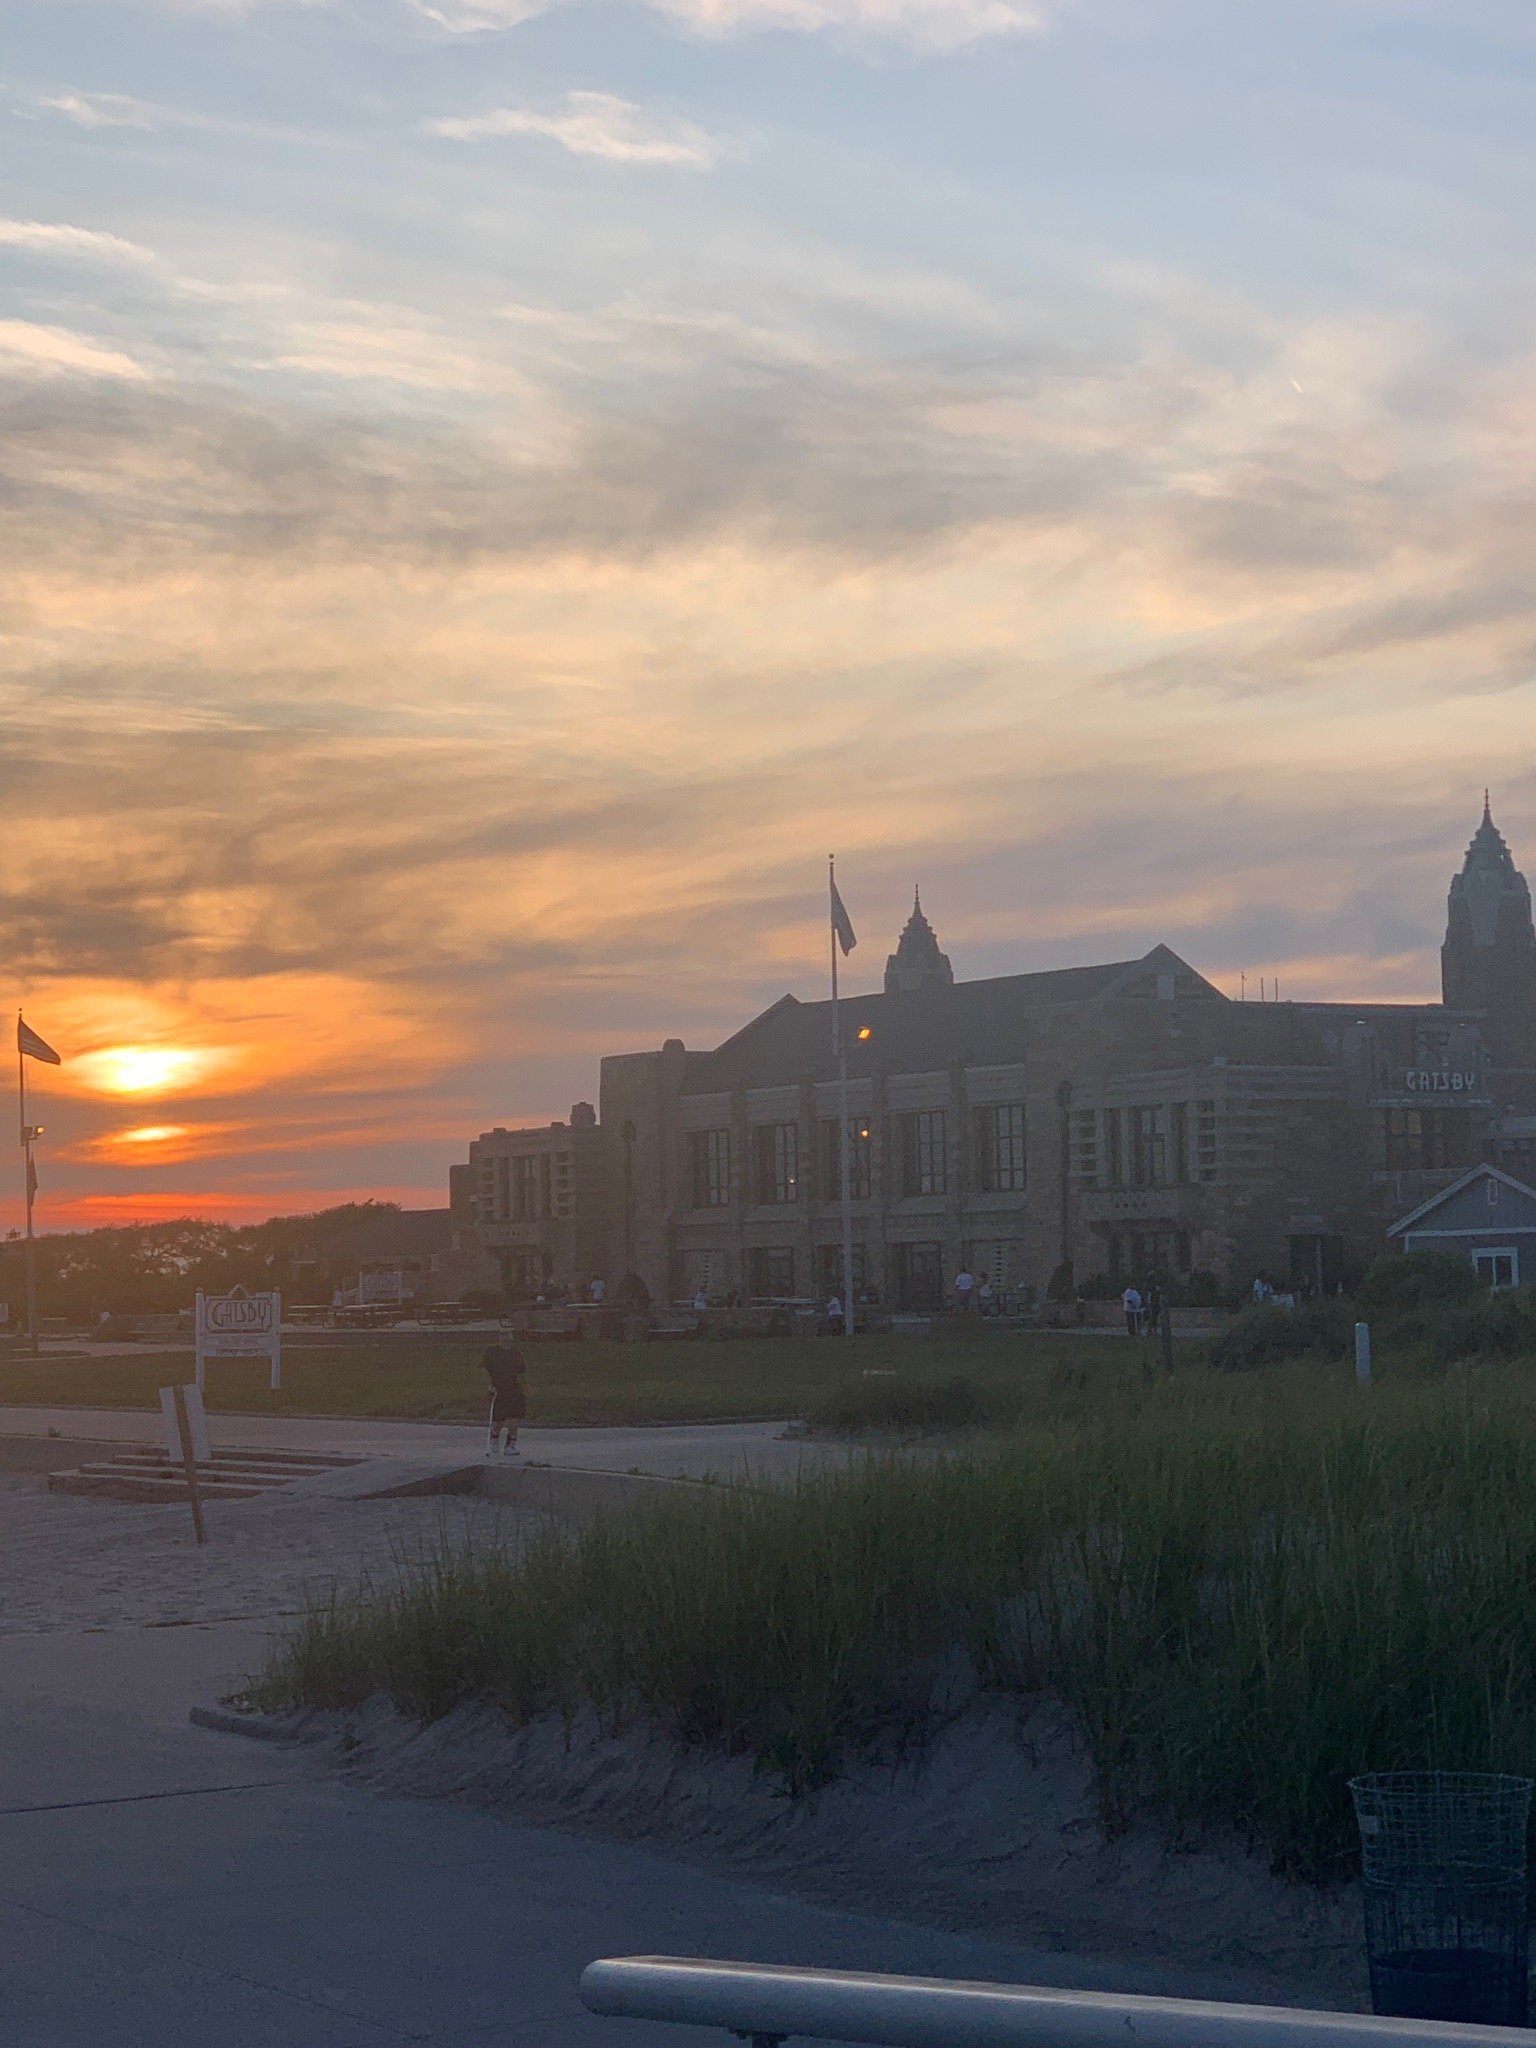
[195,1289,282,1391]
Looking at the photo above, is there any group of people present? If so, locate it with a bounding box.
[1119,1281,1168,1337]
[951,1269,1001,1314]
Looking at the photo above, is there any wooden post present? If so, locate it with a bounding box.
[170,1383,207,1545]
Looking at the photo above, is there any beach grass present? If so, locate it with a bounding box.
[0,1328,1133,1426]
[251,1356,1536,1875]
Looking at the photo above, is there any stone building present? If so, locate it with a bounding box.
[463,1103,606,1298]
[456,804,1536,1305]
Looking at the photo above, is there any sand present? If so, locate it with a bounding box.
[0,1471,537,1634]
[243,1688,1366,2010]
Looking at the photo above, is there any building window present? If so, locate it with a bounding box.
[893,1240,945,1310]
[1196,1100,1218,1183]
[1071,1110,1100,1185]
[1475,1248,1517,1289]
[1130,1108,1164,1188]
[748,1246,797,1297]
[1124,1106,1190,1189]
[815,1243,868,1299]
[818,1118,872,1201]
[899,1110,947,1196]
[1104,1108,1124,1187]
[512,1155,537,1220]
[1170,1103,1188,1185]
[690,1129,733,1208]
[1383,1109,1478,1171]
[971,1239,1018,1289]
[974,1104,1026,1193]
[682,1249,728,1299]
[752,1123,799,1203]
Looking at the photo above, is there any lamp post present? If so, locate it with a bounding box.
[18,1092,41,1356]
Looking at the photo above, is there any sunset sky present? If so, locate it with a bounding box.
[5,0,1536,1228]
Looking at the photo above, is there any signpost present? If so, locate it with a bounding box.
[160,1382,210,1544]
[195,1287,281,1392]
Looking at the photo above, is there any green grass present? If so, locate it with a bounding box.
[0,1330,1132,1426]
[253,1357,1536,1877]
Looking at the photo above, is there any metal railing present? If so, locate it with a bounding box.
[579,1956,1536,2048]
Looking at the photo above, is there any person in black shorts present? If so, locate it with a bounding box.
[481,1335,528,1457]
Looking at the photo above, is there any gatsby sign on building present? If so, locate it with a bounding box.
[195,1288,282,1391]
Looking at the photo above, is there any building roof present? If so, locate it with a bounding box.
[686,944,1224,1093]
[1388,1164,1536,1238]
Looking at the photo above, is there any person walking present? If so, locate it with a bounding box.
[481,1332,528,1458]
[953,1267,976,1314]
[1121,1282,1143,1337]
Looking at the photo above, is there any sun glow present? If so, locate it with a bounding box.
[75,1045,225,1097]
[116,1125,189,1146]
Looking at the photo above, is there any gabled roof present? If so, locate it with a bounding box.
[685,946,1224,1094]
[1389,1164,1536,1237]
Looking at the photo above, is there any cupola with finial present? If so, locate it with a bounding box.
[883,887,955,996]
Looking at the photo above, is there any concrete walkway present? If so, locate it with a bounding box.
[0,1624,1309,2046]
[0,1408,850,1483]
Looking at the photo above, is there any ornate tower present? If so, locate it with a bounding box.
[884,888,954,996]
[1442,795,1536,1062]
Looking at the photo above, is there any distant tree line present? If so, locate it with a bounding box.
[0,1201,403,1324]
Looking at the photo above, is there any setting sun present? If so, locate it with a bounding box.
[75,1046,224,1098]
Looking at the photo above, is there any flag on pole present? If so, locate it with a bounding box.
[17,1018,60,1066]
[830,877,857,956]
[26,1157,37,1202]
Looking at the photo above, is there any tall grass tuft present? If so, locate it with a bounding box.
[254,1360,1536,1872]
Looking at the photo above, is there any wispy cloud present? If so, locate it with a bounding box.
[642,0,1045,47]
[428,92,727,168]
[0,321,149,379]
[40,90,160,129]
[0,218,157,266]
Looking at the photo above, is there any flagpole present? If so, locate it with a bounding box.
[829,859,855,1339]
[18,1015,37,1357]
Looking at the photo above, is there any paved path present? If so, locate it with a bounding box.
[0,1408,848,1482]
[0,1624,1305,2046]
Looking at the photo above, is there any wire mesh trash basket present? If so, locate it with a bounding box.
[1351,1772,1533,2027]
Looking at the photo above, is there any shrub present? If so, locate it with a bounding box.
[1077,1271,1120,1301]
[1428,1285,1536,1366]
[1357,1249,1481,1326]
[1045,1258,1076,1303]
[804,1373,1017,1437]
[1208,1296,1354,1372]
[1173,1269,1228,1308]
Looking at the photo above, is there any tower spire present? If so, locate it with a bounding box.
[884,886,954,996]
[1443,797,1536,1061]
